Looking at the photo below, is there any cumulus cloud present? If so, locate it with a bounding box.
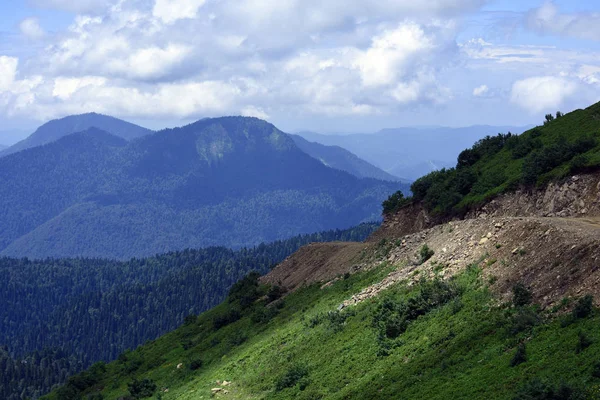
[19,18,45,39]
[526,2,600,41]
[0,57,19,92]
[153,0,207,24]
[510,76,577,113]
[473,85,489,97]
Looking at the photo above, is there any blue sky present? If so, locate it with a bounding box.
[1,0,600,141]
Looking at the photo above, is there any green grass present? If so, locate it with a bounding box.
[44,261,600,400]
[386,102,600,217]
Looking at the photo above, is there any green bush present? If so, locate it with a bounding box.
[275,365,309,391]
[213,308,242,330]
[419,245,435,264]
[572,295,594,319]
[508,307,542,335]
[127,378,157,399]
[575,331,592,354]
[510,343,527,367]
[513,378,583,400]
[512,283,533,307]
[189,358,203,371]
[382,191,411,215]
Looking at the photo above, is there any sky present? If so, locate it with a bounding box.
[1,0,600,140]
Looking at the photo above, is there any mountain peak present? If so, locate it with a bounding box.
[0,113,152,157]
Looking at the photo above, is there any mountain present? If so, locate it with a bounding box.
[0,144,6,151]
[289,134,406,182]
[0,223,377,399]
[299,125,533,180]
[0,113,153,156]
[43,104,600,400]
[0,117,406,259]
[395,103,600,218]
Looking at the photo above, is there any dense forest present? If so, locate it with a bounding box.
[0,223,377,399]
[0,116,405,259]
[383,103,600,217]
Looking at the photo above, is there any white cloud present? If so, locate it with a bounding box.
[526,2,600,41]
[19,18,45,40]
[241,106,269,120]
[52,76,107,100]
[355,23,434,88]
[0,57,19,92]
[473,84,489,97]
[106,44,193,79]
[510,76,577,113]
[153,0,207,24]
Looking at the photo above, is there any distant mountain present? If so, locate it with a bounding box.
[299,125,533,180]
[0,144,6,151]
[289,134,406,182]
[0,113,152,156]
[0,117,406,259]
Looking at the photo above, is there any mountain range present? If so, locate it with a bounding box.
[299,125,533,180]
[0,116,405,259]
[0,113,153,157]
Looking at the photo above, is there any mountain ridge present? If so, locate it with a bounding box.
[0,113,153,157]
[0,116,406,259]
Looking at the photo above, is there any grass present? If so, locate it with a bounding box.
[44,260,600,400]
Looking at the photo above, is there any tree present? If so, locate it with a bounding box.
[544,114,555,124]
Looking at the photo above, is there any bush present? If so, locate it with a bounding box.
[213,308,241,330]
[592,362,600,378]
[267,285,285,302]
[373,279,458,341]
[419,245,435,264]
[512,283,533,307]
[228,271,262,309]
[275,365,309,391]
[189,358,203,371]
[572,295,594,319]
[251,306,279,324]
[510,343,527,367]
[513,378,584,400]
[127,378,157,399]
[382,191,411,215]
[509,307,542,335]
[575,331,592,354]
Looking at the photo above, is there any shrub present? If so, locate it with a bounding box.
[576,331,592,354]
[510,343,527,367]
[267,285,284,302]
[183,314,197,326]
[509,307,542,335]
[189,358,203,371]
[251,306,279,324]
[382,191,411,214]
[228,271,262,308]
[275,365,309,391]
[572,295,594,319]
[592,362,600,378]
[213,308,241,330]
[419,245,435,264]
[512,283,533,307]
[513,378,584,400]
[127,378,157,399]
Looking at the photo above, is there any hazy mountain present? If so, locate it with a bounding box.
[0,144,6,151]
[0,113,153,156]
[299,125,533,180]
[289,134,406,182]
[0,117,405,259]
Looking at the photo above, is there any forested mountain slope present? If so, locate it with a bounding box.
[0,117,405,259]
[0,224,377,399]
[0,113,152,156]
[289,134,403,182]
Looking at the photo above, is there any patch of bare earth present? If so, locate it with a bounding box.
[260,242,369,290]
[343,216,600,309]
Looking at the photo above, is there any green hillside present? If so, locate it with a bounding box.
[43,257,600,400]
[384,103,600,216]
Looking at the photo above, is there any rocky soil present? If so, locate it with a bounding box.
[264,172,600,312]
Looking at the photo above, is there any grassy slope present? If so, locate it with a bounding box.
[44,258,600,400]
[397,102,600,216]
